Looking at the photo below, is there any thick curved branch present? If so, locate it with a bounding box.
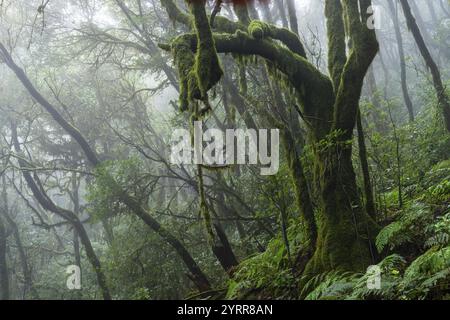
[164,31,334,134]
[248,20,306,58]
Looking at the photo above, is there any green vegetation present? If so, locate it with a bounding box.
[0,0,448,301]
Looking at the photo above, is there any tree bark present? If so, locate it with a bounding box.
[388,0,415,122]
[356,109,376,219]
[281,128,317,249]
[286,0,299,35]
[275,0,288,28]
[5,215,36,299]
[399,0,450,132]
[0,215,9,300]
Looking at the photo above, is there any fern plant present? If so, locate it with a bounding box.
[301,271,358,300]
[399,246,450,299]
[349,254,406,300]
[425,212,450,248]
[376,202,432,252]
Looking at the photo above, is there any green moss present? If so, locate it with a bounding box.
[237,62,247,95]
[171,36,197,111]
[171,1,223,110]
[189,1,223,99]
[194,38,223,99]
[248,21,306,57]
[213,16,245,33]
[324,0,346,91]
[248,20,271,40]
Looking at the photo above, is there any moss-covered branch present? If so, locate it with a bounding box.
[248,20,306,58]
[188,0,223,100]
[332,0,379,137]
[324,0,347,91]
[164,31,333,136]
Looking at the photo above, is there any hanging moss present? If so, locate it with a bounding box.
[237,61,248,95]
[197,165,215,242]
[188,1,223,100]
[171,36,198,111]
[170,1,224,111]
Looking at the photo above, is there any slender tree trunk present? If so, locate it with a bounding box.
[6,215,36,299]
[71,175,82,299]
[214,174,247,246]
[1,196,37,300]
[197,166,238,275]
[73,221,111,299]
[73,229,82,299]
[222,74,258,131]
[366,67,390,132]
[356,109,376,219]
[399,0,450,132]
[0,215,9,300]
[388,1,415,122]
[281,128,317,249]
[387,106,403,208]
[408,0,433,46]
[286,0,299,35]
[275,0,289,28]
[0,178,10,300]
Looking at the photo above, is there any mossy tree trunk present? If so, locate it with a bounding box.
[1,174,37,298]
[304,0,379,275]
[281,128,317,250]
[161,0,380,277]
[357,109,376,220]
